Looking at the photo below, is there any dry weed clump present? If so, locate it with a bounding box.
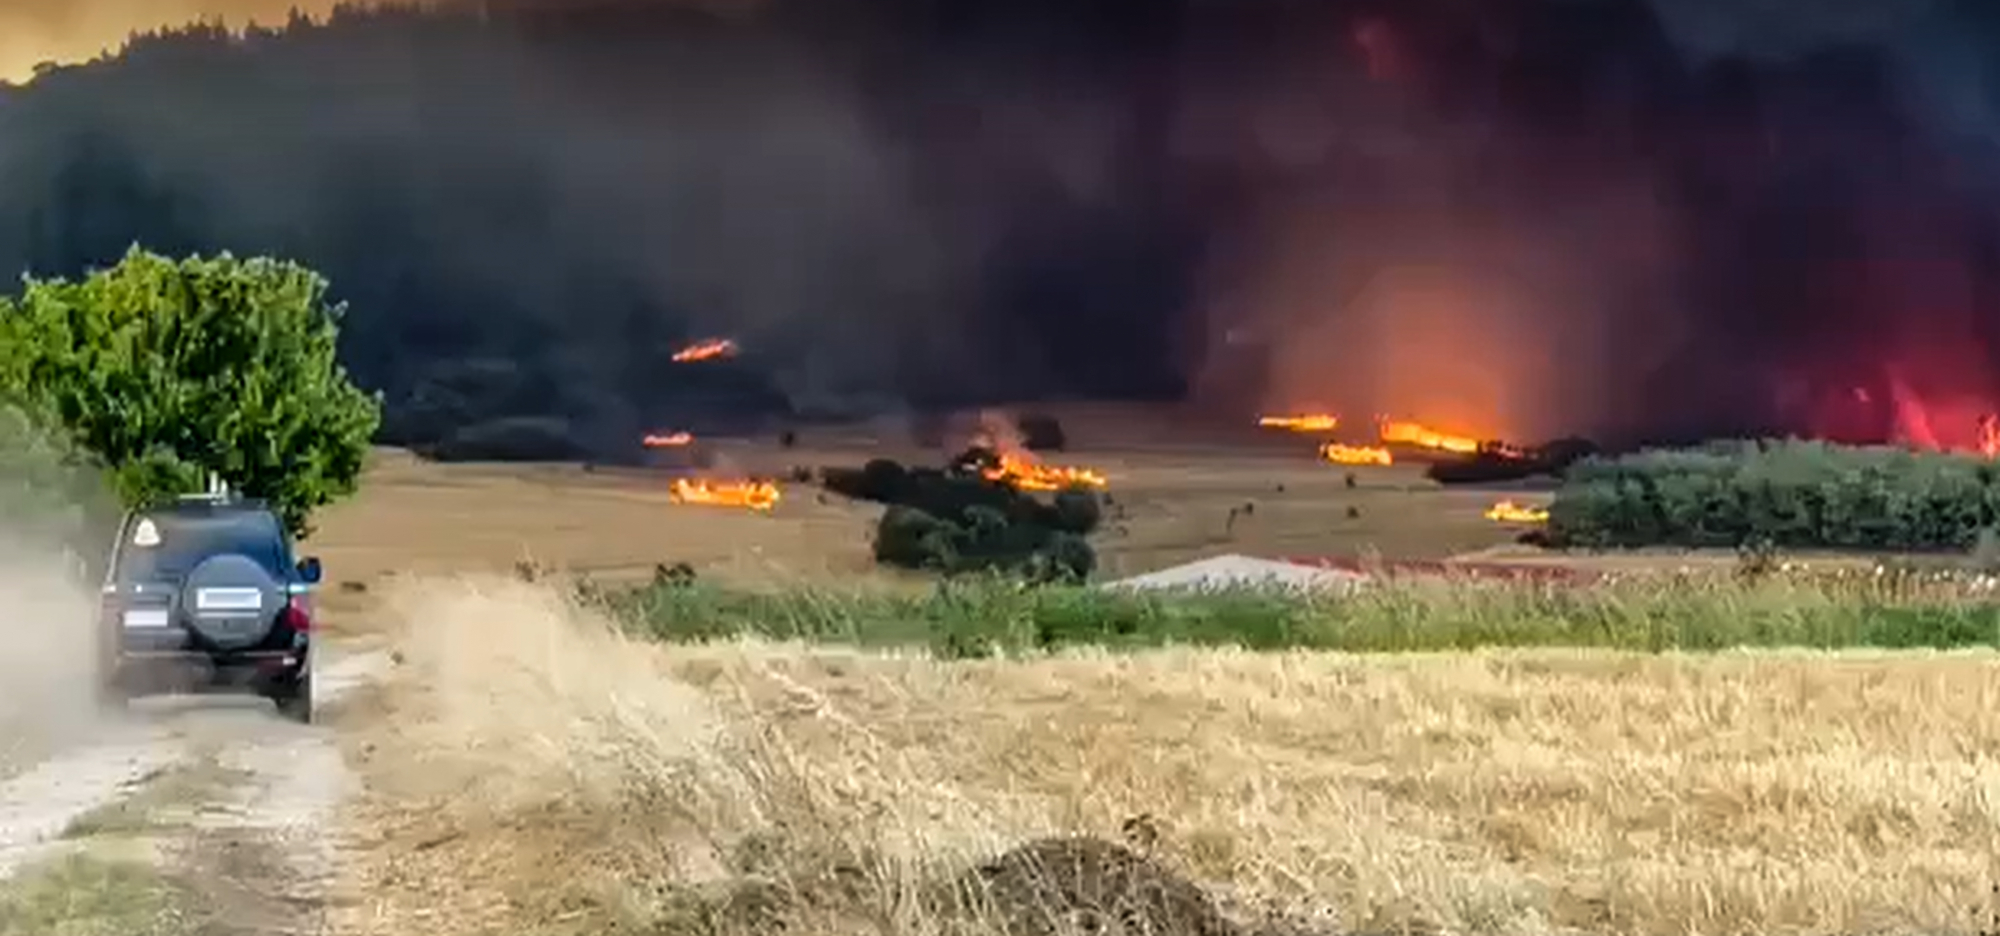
[349,575,1232,936]
[345,575,2000,936]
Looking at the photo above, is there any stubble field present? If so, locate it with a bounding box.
[308,427,1531,593]
[307,420,2000,936]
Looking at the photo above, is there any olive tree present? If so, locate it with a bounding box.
[0,246,381,537]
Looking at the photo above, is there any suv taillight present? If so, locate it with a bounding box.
[279,596,313,633]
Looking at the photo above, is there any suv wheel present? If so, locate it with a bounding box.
[94,646,127,712]
[273,665,313,725]
[96,671,127,713]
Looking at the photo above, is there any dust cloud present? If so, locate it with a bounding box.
[359,575,1026,928]
[0,411,117,768]
[0,541,104,766]
[372,575,737,813]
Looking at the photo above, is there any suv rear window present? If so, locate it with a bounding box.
[116,511,290,583]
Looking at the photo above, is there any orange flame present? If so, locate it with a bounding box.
[1484,500,1549,524]
[1982,414,1999,458]
[670,477,780,511]
[1378,419,1481,454]
[967,412,1108,491]
[642,431,694,448]
[1320,442,1393,466]
[1258,414,1339,433]
[982,453,1108,492]
[672,338,739,363]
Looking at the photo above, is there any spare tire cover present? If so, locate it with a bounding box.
[178,554,284,651]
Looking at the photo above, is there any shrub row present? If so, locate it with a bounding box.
[1545,439,2000,551]
[596,571,2000,660]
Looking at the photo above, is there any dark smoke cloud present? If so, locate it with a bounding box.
[1196,0,2000,448]
[2,0,1999,452]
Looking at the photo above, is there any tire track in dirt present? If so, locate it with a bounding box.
[0,646,389,934]
[0,727,184,878]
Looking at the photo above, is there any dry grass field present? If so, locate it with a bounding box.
[333,577,2000,936]
[308,434,1533,595]
[309,417,2000,936]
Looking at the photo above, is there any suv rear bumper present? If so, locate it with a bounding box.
[110,648,308,695]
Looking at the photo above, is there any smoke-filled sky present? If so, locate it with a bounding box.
[0,1,358,82]
[0,0,1937,80]
[6,0,2000,451]
[1179,0,2000,447]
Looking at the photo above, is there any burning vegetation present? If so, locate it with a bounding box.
[1258,414,1339,433]
[1262,413,1511,458]
[670,338,738,363]
[818,422,1106,582]
[1484,500,1549,524]
[638,419,781,512]
[669,477,780,511]
[963,412,1107,492]
[1320,442,1393,466]
[970,449,1108,492]
[1377,419,1480,455]
[1260,411,1571,481]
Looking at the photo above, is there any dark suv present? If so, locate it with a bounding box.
[96,493,324,723]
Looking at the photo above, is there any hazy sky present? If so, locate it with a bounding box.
[0,0,1942,84]
[0,0,363,83]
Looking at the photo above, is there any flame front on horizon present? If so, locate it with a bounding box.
[1485,500,1548,524]
[1378,419,1482,455]
[981,454,1108,492]
[1259,414,1339,433]
[671,338,738,363]
[669,477,780,511]
[1321,443,1393,466]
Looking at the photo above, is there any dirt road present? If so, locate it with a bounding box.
[0,646,388,935]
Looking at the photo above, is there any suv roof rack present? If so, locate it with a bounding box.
[174,472,233,501]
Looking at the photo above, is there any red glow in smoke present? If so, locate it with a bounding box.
[1803,367,2000,457]
[1351,17,1404,83]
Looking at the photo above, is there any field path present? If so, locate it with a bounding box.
[0,645,389,934]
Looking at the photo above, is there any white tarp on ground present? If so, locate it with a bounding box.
[1102,554,1369,593]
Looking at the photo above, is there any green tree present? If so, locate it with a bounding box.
[0,246,381,537]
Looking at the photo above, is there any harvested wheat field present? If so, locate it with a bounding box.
[303,427,2000,936]
[309,435,1543,594]
[331,576,2000,936]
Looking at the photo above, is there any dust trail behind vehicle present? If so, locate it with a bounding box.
[0,540,111,768]
[0,414,178,881]
[0,405,123,771]
[340,574,1033,936]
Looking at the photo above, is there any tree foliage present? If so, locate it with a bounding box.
[1544,439,2000,551]
[0,246,381,536]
